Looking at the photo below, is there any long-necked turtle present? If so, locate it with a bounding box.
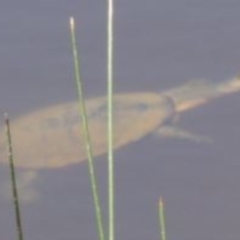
[0,75,240,169]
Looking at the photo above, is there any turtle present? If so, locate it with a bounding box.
[0,75,240,169]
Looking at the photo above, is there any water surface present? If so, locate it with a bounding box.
[1,1,240,239]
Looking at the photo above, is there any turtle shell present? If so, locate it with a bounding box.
[0,92,173,169]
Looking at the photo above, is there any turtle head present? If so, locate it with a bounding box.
[217,74,240,95]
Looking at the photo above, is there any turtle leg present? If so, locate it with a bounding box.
[2,170,40,204]
[154,125,212,144]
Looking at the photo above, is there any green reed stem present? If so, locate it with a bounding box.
[159,197,167,240]
[107,1,115,240]
[69,17,105,240]
[4,113,24,240]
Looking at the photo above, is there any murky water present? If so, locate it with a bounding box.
[1,0,240,239]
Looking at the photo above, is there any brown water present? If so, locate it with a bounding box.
[1,1,240,240]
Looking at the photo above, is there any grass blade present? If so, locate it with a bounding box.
[107,1,115,240]
[4,113,24,240]
[69,17,105,240]
[159,197,167,240]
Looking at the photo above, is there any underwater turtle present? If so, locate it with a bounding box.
[0,75,240,169]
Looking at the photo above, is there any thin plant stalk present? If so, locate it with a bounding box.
[107,1,114,240]
[4,113,24,240]
[159,197,167,240]
[69,17,105,240]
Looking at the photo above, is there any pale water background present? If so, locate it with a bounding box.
[1,0,240,240]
